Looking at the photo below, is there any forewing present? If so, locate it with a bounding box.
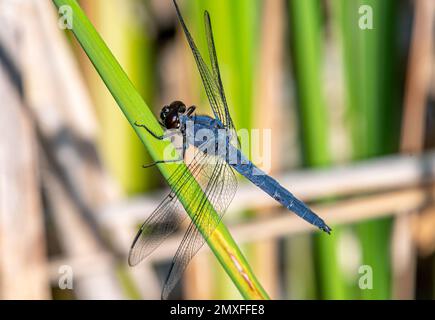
[203,10,238,138]
[161,153,237,299]
[173,0,238,143]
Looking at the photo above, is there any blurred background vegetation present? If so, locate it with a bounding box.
[0,0,434,300]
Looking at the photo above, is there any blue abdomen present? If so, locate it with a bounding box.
[229,146,331,234]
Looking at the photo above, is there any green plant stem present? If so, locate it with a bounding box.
[82,0,157,196]
[53,0,269,300]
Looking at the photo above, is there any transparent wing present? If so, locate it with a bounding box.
[129,140,238,299]
[203,10,238,139]
[128,194,183,267]
[173,0,238,143]
[128,153,206,267]
[161,152,237,299]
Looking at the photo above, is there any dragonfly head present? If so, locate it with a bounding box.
[160,101,186,129]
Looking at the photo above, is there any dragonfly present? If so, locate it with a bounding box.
[129,0,331,299]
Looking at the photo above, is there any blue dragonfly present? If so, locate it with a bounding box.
[129,0,331,299]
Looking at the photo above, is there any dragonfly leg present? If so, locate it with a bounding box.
[143,137,187,169]
[142,158,183,169]
[134,121,178,140]
[186,105,196,116]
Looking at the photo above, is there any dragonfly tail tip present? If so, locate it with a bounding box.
[321,224,332,235]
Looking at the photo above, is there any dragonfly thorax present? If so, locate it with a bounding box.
[180,114,232,159]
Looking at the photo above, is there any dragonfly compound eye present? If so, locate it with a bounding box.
[160,106,170,120]
[165,112,180,129]
[169,100,187,113]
